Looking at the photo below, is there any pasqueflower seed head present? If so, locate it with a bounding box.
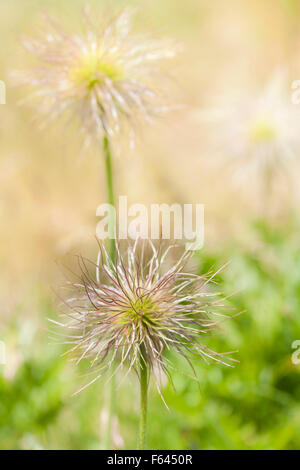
[200,70,300,191]
[15,8,179,146]
[50,240,237,395]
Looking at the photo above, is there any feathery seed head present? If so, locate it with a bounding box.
[200,70,300,192]
[15,8,179,145]
[50,240,237,395]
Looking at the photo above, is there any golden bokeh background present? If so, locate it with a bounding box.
[1,0,300,450]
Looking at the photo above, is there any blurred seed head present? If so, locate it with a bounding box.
[197,70,300,194]
[49,239,237,395]
[15,7,179,147]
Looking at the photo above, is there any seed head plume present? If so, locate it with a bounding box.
[199,70,300,193]
[49,240,238,396]
[14,7,179,146]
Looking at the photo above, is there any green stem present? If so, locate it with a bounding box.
[138,355,149,450]
[103,135,116,261]
[103,135,116,450]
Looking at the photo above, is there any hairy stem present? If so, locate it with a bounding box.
[138,354,149,450]
[103,135,116,450]
[103,135,116,260]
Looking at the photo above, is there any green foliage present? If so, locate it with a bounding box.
[1,219,299,449]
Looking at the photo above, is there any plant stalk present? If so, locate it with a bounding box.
[103,135,116,450]
[103,135,116,261]
[138,354,149,450]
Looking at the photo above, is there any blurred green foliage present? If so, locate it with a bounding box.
[1,218,300,450]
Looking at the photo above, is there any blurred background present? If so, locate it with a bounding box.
[1,0,300,449]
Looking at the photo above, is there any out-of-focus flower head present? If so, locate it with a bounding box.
[198,70,300,192]
[15,7,179,146]
[50,239,237,396]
